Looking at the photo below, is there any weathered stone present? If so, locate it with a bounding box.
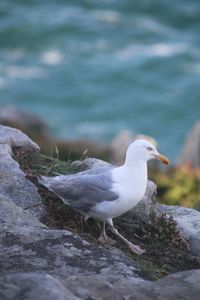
[0,125,44,218]
[179,122,200,167]
[62,270,200,300]
[0,124,39,153]
[71,157,112,171]
[0,272,79,300]
[1,270,200,300]
[159,204,200,258]
[0,194,138,278]
[147,269,200,300]
[0,143,44,219]
[0,195,45,231]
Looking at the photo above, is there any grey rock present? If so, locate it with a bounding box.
[62,274,147,300]
[0,272,79,300]
[0,124,40,153]
[71,157,112,172]
[0,194,138,278]
[62,270,200,300]
[147,269,200,300]
[0,195,45,231]
[159,204,200,258]
[0,143,44,219]
[1,270,199,300]
[179,122,200,167]
[0,125,43,218]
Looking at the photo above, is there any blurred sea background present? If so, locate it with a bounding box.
[0,0,200,160]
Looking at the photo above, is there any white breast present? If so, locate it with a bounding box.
[91,163,147,221]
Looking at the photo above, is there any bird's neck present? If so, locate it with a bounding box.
[123,159,148,181]
[112,158,148,201]
[113,158,148,184]
[112,159,148,201]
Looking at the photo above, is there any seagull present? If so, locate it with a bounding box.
[38,139,169,255]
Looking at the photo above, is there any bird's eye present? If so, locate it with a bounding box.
[147,146,153,151]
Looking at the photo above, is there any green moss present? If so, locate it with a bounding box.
[135,259,168,280]
[13,150,75,177]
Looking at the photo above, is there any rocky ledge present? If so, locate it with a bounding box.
[0,125,200,300]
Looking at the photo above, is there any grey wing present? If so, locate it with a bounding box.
[39,171,118,213]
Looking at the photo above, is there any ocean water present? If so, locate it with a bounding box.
[0,0,200,160]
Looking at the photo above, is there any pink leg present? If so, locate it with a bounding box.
[98,222,116,245]
[108,219,145,255]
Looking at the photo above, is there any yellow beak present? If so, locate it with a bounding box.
[155,153,170,165]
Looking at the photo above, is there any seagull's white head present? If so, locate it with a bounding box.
[125,139,170,165]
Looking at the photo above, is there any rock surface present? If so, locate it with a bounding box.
[62,270,200,300]
[0,190,138,278]
[159,204,200,259]
[71,157,112,171]
[0,124,40,153]
[0,125,43,219]
[0,272,79,300]
[1,270,200,300]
